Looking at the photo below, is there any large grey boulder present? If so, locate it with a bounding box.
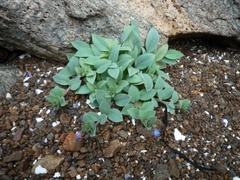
[0,0,239,63]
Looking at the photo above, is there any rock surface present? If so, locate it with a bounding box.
[0,0,239,63]
[0,65,22,98]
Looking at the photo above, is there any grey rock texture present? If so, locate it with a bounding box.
[0,65,21,98]
[0,0,239,63]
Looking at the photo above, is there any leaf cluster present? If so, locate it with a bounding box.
[46,20,191,136]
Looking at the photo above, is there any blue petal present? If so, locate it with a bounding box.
[153,128,161,137]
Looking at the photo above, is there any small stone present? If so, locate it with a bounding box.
[104,139,122,158]
[168,158,180,178]
[13,127,24,141]
[80,147,88,153]
[91,164,101,174]
[31,155,64,174]
[69,167,78,178]
[77,160,86,167]
[153,164,170,180]
[3,151,23,162]
[60,113,71,126]
[62,131,84,151]
[102,130,110,141]
[32,143,42,152]
[117,130,128,139]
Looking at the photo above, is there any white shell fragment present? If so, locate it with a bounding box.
[35,89,43,95]
[36,117,44,122]
[174,128,186,141]
[6,93,12,99]
[35,165,47,174]
[53,172,61,178]
[52,121,60,127]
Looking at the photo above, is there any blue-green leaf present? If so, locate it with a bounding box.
[75,85,91,94]
[121,25,135,43]
[160,57,177,65]
[99,114,108,125]
[114,93,132,107]
[140,101,155,111]
[53,74,70,85]
[167,100,175,114]
[122,104,134,115]
[155,44,168,62]
[146,28,159,53]
[69,76,81,91]
[99,101,111,114]
[165,49,184,59]
[157,70,171,81]
[108,67,120,79]
[139,73,153,92]
[71,40,89,51]
[127,66,139,77]
[127,74,142,84]
[128,108,140,119]
[179,99,191,111]
[154,76,165,90]
[135,53,155,70]
[109,44,120,62]
[75,48,93,57]
[128,85,140,102]
[158,87,174,101]
[67,55,79,75]
[95,60,111,74]
[172,91,179,103]
[108,109,123,122]
[139,89,156,101]
[92,34,109,52]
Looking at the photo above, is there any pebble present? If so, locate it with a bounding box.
[62,131,84,151]
[31,155,64,174]
[104,139,122,158]
[13,127,24,141]
[3,151,23,162]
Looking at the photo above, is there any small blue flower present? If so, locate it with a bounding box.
[153,128,161,138]
[75,131,82,141]
[73,103,78,109]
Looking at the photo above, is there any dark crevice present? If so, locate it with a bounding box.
[168,33,240,49]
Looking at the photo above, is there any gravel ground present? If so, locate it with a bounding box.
[0,37,239,180]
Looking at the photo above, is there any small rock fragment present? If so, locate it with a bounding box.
[13,127,24,141]
[31,155,64,174]
[168,158,180,178]
[63,131,84,151]
[91,164,101,174]
[60,113,72,126]
[104,139,122,158]
[153,164,170,180]
[3,151,23,162]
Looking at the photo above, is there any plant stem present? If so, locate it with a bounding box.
[64,87,71,96]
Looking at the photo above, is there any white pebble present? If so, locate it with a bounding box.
[221,119,228,127]
[53,172,61,178]
[23,77,31,82]
[174,128,186,141]
[76,174,81,179]
[131,118,136,126]
[233,177,240,180]
[56,67,63,71]
[140,150,147,154]
[52,121,60,127]
[35,89,43,95]
[35,165,47,174]
[35,117,44,122]
[6,93,12,99]
[23,82,29,87]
